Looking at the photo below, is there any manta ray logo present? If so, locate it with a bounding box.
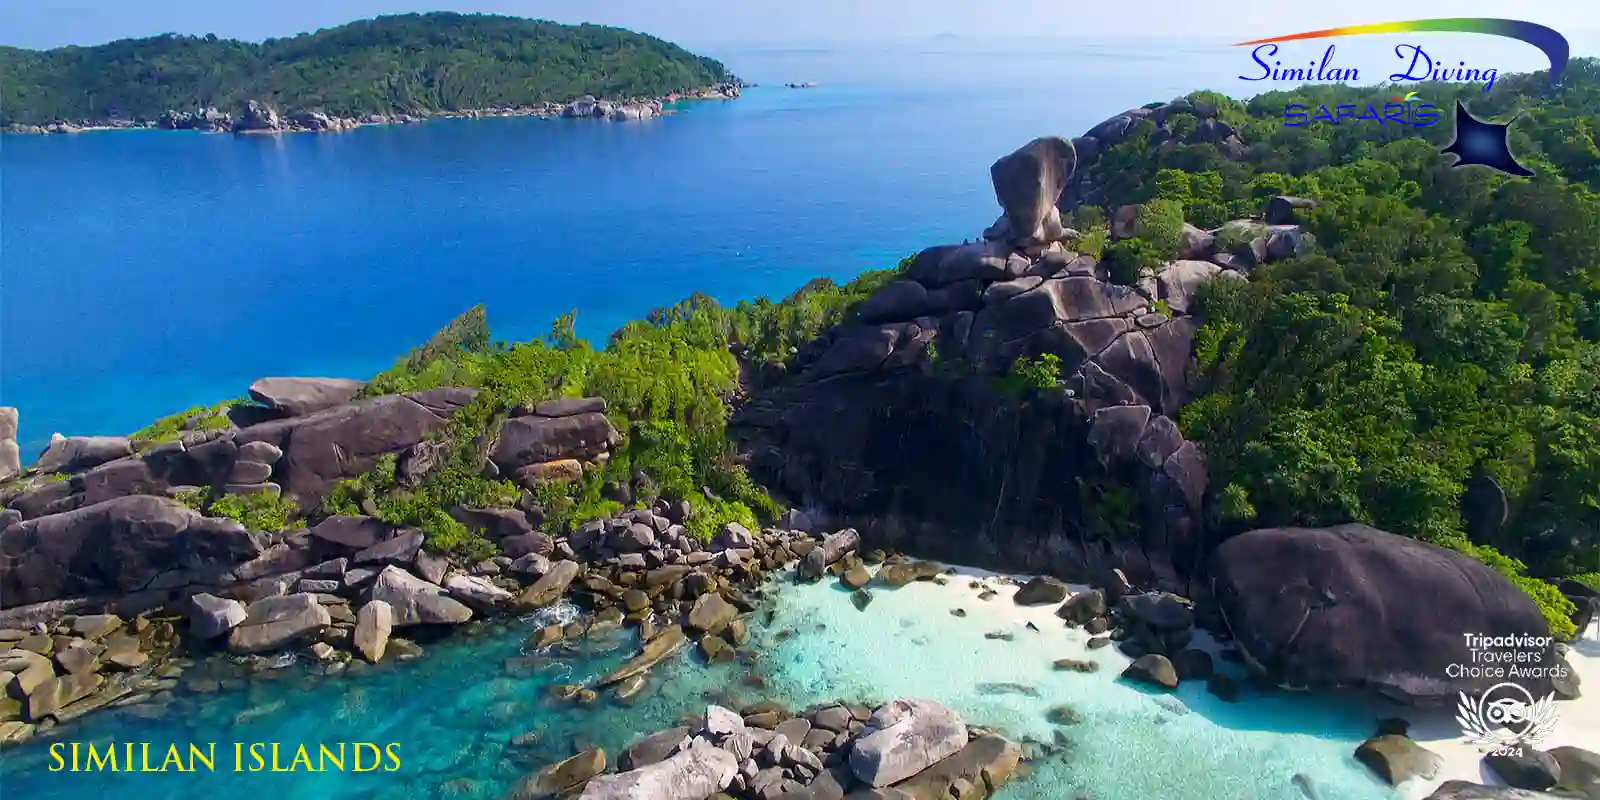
[1440,101,1535,177]
[1237,18,1568,178]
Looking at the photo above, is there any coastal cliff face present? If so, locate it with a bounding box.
[733,136,1213,593]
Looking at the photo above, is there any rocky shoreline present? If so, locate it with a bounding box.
[514,697,1021,800]
[0,82,744,136]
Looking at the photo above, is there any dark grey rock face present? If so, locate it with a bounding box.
[0,495,262,606]
[490,410,620,473]
[34,436,133,474]
[732,229,1208,590]
[234,388,475,512]
[1210,524,1558,704]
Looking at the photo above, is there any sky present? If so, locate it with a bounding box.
[2,0,1596,51]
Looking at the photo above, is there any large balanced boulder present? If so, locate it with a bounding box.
[1210,524,1559,704]
[247,377,366,417]
[0,495,262,607]
[369,566,472,626]
[234,388,475,512]
[576,739,738,800]
[849,698,969,788]
[987,136,1076,246]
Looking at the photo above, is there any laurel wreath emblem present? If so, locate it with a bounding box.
[1456,682,1560,747]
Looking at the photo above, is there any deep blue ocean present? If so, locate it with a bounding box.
[0,35,1569,452]
[0,37,1252,452]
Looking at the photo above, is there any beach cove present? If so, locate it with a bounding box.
[4,560,1592,800]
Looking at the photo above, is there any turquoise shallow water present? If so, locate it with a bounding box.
[0,570,1404,800]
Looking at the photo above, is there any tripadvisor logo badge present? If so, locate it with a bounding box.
[1456,682,1560,756]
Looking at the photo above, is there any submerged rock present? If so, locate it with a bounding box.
[597,625,688,687]
[519,747,606,797]
[1354,735,1442,786]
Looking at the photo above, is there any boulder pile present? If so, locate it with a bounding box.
[513,698,1021,800]
[733,134,1212,591]
[0,611,180,744]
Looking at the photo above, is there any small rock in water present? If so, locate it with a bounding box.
[1053,658,1098,673]
[1292,772,1322,800]
[851,589,874,611]
[1025,622,1040,632]
[1046,705,1081,725]
[950,608,967,617]
[976,682,1040,698]
[984,630,1014,641]
[978,590,998,601]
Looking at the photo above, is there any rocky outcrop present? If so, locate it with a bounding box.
[492,400,621,480]
[157,107,232,132]
[369,566,473,626]
[226,593,331,653]
[188,593,248,639]
[522,698,1018,800]
[232,100,282,132]
[1210,524,1560,704]
[247,377,367,417]
[733,153,1210,589]
[577,739,737,799]
[0,407,19,481]
[0,495,262,607]
[34,435,133,474]
[1061,97,1247,212]
[849,698,969,787]
[234,387,475,512]
[984,137,1076,248]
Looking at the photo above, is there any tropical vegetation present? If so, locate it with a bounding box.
[1069,60,1600,635]
[0,12,734,125]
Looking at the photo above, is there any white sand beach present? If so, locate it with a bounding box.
[851,564,1600,800]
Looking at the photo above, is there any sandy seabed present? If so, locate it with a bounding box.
[780,563,1599,800]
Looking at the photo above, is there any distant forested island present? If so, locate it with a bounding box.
[0,12,738,127]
